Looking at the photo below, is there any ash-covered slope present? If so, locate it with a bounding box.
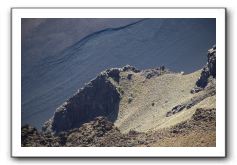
[22,19,216,129]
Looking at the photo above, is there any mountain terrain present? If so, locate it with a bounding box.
[21,18,216,129]
[22,45,216,147]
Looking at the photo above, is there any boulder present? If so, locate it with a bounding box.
[166,105,186,117]
[142,66,170,79]
[106,68,121,82]
[122,65,140,73]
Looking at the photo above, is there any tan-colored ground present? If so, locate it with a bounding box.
[151,131,216,147]
[135,107,216,147]
[111,70,215,134]
[150,109,216,147]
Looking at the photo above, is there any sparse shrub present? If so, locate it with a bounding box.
[152,102,155,106]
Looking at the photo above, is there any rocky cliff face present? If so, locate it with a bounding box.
[43,65,170,133]
[43,69,122,133]
[43,65,144,133]
[191,45,216,93]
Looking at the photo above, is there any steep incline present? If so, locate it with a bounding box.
[116,69,202,132]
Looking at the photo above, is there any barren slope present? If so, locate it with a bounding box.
[114,69,215,133]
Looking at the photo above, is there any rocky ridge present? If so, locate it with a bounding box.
[22,107,216,147]
[43,68,122,133]
[191,45,216,93]
[43,65,170,133]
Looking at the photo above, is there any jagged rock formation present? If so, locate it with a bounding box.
[65,116,143,147]
[23,116,147,147]
[141,66,170,79]
[43,69,122,133]
[22,125,60,147]
[191,45,216,93]
[122,65,140,73]
[22,107,216,147]
[42,65,134,133]
[43,64,172,134]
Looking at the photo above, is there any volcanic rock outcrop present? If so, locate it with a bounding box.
[43,65,170,133]
[191,45,216,93]
[43,65,143,133]
[43,69,122,133]
[141,66,169,79]
[22,124,60,147]
[65,116,144,147]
